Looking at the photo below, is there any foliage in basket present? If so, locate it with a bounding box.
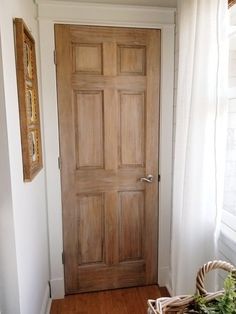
[189,273,236,314]
[147,261,236,314]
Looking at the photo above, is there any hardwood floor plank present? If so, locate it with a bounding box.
[97,291,114,314]
[50,285,168,314]
[121,287,144,313]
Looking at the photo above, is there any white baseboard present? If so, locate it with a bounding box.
[50,277,65,299]
[45,298,52,314]
[158,266,170,287]
[158,266,172,296]
[40,285,52,314]
[166,283,173,297]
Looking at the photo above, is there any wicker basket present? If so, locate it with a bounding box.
[148,260,236,314]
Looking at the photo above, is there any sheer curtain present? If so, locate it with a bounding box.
[171,0,228,295]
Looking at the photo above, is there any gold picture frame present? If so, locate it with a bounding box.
[229,0,236,8]
[14,18,43,181]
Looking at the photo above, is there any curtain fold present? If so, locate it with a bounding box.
[171,0,228,295]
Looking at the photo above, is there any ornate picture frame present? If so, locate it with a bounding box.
[14,18,43,181]
[229,0,236,8]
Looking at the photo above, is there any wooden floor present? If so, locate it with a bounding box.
[50,285,169,314]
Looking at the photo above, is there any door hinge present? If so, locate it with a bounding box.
[58,156,61,170]
[48,280,52,298]
[158,174,161,182]
[54,50,57,65]
[62,251,65,265]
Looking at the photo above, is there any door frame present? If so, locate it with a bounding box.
[37,0,175,299]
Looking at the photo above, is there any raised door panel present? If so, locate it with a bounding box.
[77,193,105,265]
[119,191,144,262]
[73,43,103,74]
[74,91,104,169]
[118,45,146,75]
[119,92,145,168]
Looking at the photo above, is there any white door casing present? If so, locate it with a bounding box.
[37,0,175,298]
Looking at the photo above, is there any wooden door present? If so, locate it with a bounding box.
[55,25,160,294]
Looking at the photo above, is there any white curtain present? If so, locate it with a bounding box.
[171,0,228,295]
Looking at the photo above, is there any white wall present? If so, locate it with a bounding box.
[0,30,21,314]
[0,0,50,313]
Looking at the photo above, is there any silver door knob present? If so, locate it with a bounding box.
[139,174,153,183]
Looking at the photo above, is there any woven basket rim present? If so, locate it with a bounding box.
[148,260,236,314]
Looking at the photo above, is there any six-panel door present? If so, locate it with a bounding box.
[55,25,161,294]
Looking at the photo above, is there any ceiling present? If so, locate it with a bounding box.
[47,0,177,7]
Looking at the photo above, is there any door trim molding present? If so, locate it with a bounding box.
[37,1,175,27]
[38,1,175,298]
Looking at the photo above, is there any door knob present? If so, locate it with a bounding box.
[139,174,154,183]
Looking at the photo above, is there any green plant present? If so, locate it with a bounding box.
[189,272,236,314]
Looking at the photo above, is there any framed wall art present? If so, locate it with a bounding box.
[229,0,236,8]
[14,18,43,181]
